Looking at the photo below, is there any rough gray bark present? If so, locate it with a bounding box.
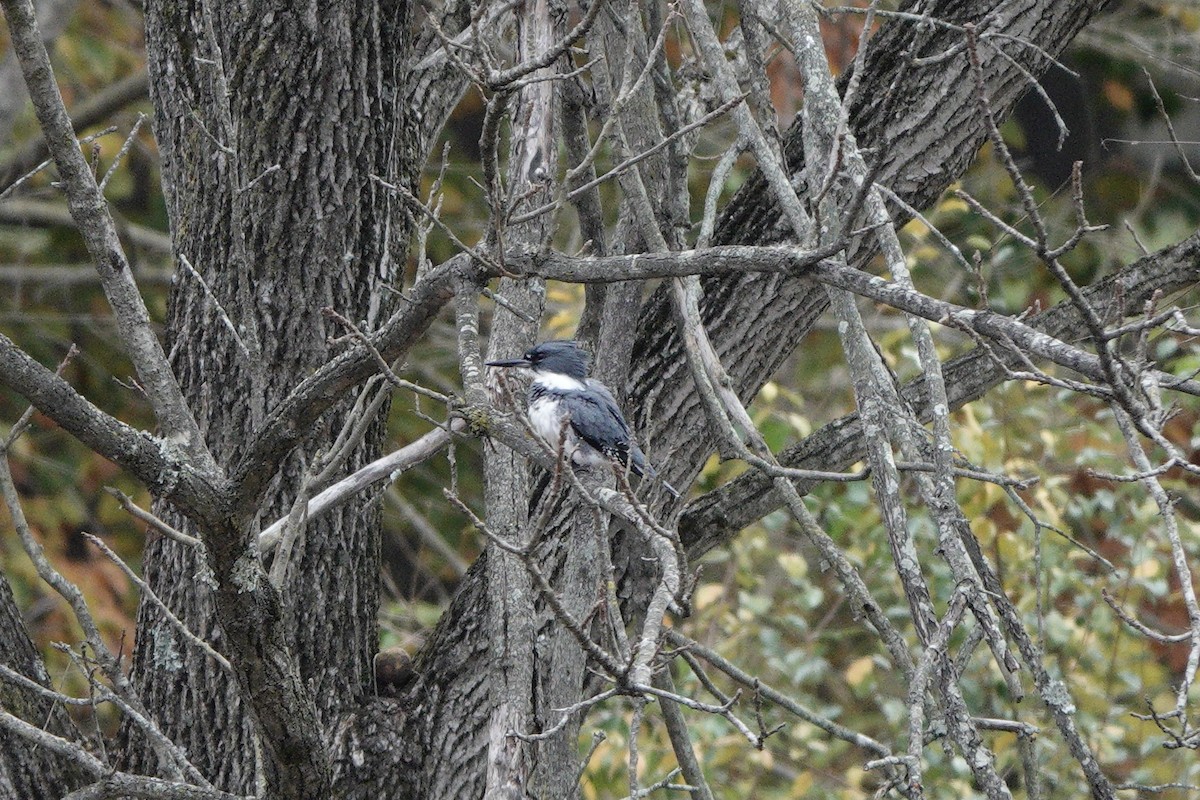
[0,573,87,798]
[122,1,416,793]
[481,3,558,797]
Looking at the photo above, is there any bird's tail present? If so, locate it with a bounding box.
[632,449,681,499]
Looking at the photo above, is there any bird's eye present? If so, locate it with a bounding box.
[525,351,536,361]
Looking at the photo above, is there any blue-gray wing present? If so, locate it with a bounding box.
[564,382,682,497]
[560,383,649,476]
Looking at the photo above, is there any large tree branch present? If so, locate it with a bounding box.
[679,227,1200,556]
[804,258,1200,396]
[624,0,1112,500]
[509,244,1200,396]
[229,254,480,519]
[0,332,220,516]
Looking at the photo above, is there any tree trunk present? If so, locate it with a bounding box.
[0,574,87,797]
[124,1,414,792]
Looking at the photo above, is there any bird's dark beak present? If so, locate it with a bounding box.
[485,357,531,369]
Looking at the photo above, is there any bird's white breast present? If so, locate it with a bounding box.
[528,376,606,466]
[528,394,566,446]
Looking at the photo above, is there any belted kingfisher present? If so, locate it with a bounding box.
[486,340,680,498]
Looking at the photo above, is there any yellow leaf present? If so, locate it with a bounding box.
[790,771,814,794]
[778,552,808,581]
[694,583,724,610]
[845,656,874,687]
[903,217,929,240]
[786,413,811,437]
[1133,560,1160,580]
[1103,79,1135,113]
[912,244,941,264]
[965,234,992,254]
[939,196,970,215]
[1033,487,1066,530]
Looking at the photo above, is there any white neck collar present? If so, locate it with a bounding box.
[533,372,586,391]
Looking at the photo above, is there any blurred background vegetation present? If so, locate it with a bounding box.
[2,1,1200,796]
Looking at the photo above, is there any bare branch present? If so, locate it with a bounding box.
[651,669,715,800]
[82,533,232,673]
[0,333,215,513]
[1112,406,1200,722]
[259,423,459,553]
[0,454,198,783]
[0,68,150,192]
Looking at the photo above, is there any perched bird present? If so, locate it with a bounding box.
[486,340,681,498]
